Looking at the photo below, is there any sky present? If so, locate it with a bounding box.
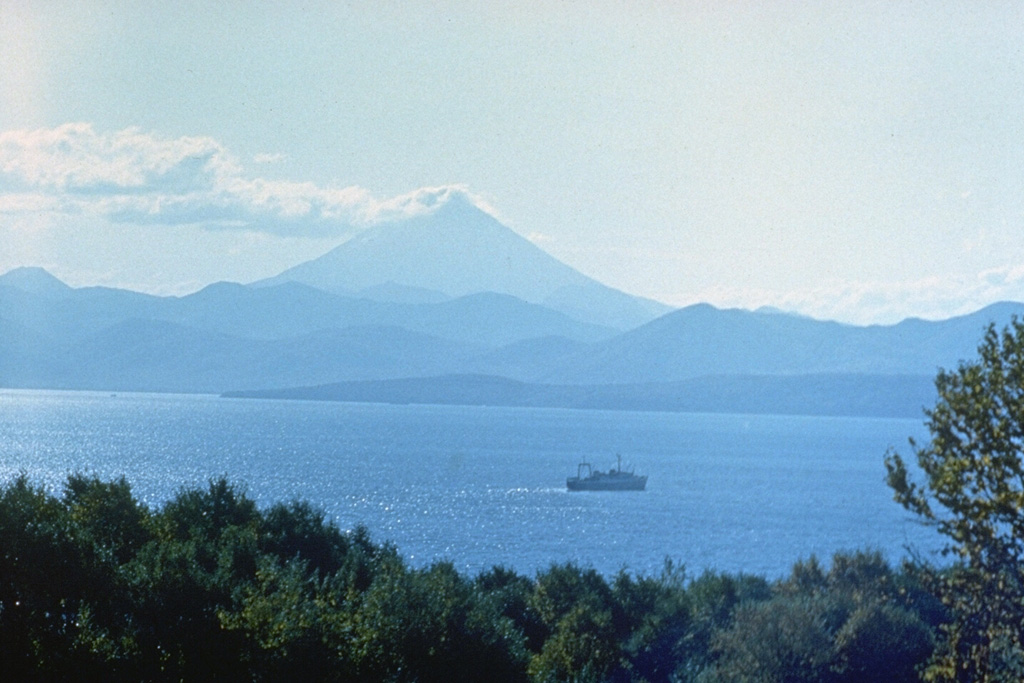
[1,1,1023,325]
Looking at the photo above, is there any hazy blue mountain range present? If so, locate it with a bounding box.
[3,197,1024,417]
[540,302,1024,384]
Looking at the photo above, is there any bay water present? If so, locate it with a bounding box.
[0,389,941,578]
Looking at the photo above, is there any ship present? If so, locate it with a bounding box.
[566,453,647,491]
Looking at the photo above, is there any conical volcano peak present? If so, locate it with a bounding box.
[260,187,670,329]
[289,194,569,302]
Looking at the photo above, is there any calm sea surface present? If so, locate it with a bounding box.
[0,389,942,578]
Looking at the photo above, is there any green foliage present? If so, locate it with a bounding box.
[703,593,838,683]
[0,475,94,677]
[530,562,619,630]
[886,320,1024,681]
[260,499,349,576]
[0,474,945,681]
[222,554,362,681]
[528,563,624,681]
[834,602,935,682]
[63,474,150,564]
[613,563,694,683]
[157,477,260,544]
[529,601,617,682]
[702,551,937,683]
[124,482,262,679]
[476,565,546,652]
[675,568,771,679]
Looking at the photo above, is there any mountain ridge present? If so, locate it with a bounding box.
[0,266,74,298]
[3,266,1023,417]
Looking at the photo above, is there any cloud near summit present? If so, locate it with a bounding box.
[0,123,488,237]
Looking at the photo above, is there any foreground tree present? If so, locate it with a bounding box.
[702,551,935,683]
[0,471,946,681]
[886,320,1024,681]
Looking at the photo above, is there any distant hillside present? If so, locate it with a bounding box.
[539,302,1024,384]
[223,373,938,419]
[256,193,670,330]
[3,316,479,393]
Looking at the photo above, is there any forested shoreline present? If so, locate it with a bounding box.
[0,474,942,681]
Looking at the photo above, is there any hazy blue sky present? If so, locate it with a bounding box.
[2,1,1022,324]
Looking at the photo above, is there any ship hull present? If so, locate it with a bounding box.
[566,476,647,491]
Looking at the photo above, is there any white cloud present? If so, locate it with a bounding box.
[0,123,229,193]
[252,152,286,164]
[0,124,489,237]
[0,192,64,213]
[365,184,499,224]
